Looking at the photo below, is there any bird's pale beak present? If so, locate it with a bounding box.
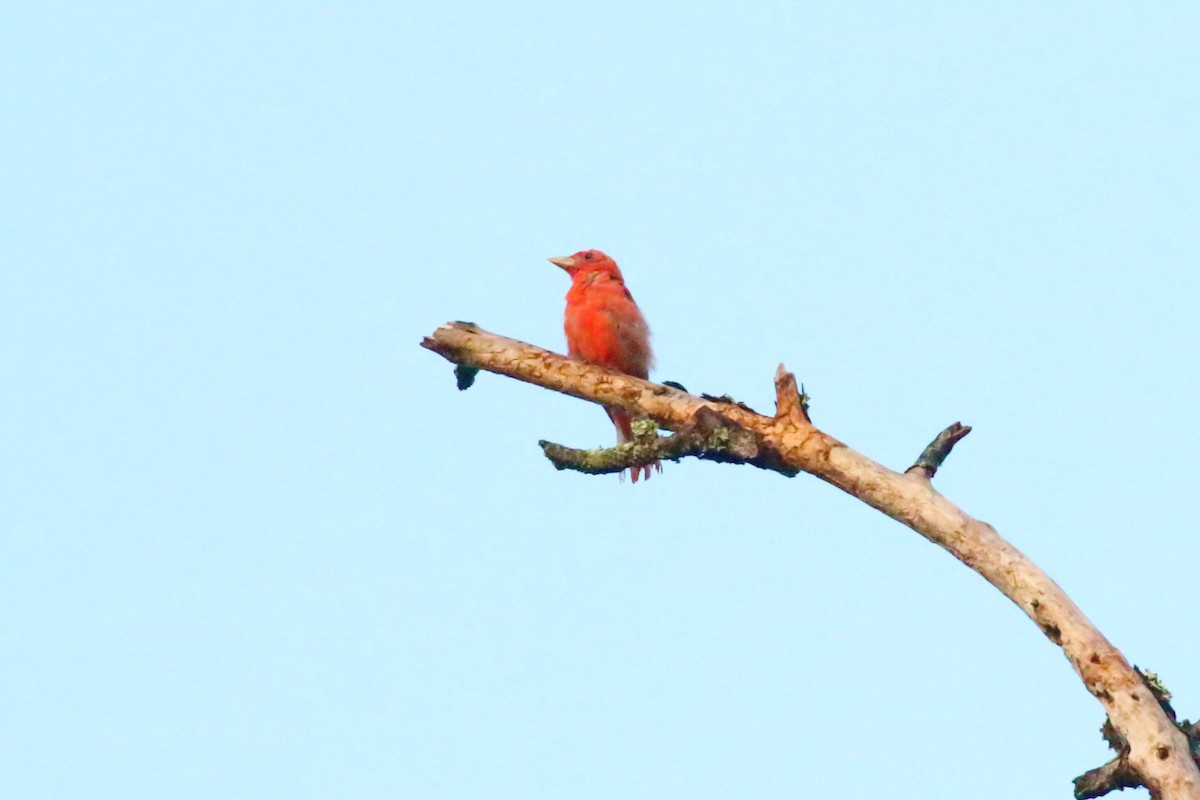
[548,256,576,272]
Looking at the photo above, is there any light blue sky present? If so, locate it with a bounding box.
[3,3,1197,798]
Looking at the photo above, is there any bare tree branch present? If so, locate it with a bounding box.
[421,321,1200,800]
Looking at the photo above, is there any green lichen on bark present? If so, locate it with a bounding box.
[538,437,665,475]
[539,407,797,477]
[630,416,659,440]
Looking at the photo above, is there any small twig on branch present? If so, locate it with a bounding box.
[1074,758,1144,799]
[539,406,799,477]
[699,393,760,413]
[906,422,972,479]
[421,321,1200,800]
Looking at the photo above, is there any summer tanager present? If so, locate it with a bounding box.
[549,249,659,482]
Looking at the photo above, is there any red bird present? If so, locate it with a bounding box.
[549,249,659,482]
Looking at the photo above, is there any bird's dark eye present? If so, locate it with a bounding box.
[584,252,594,260]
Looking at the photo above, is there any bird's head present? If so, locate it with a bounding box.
[548,249,624,282]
